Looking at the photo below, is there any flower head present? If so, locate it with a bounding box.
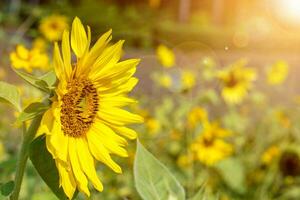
[37,17,143,198]
[261,145,280,165]
[39,14,69,41]
[267,60,289,85]
[217,59,256,105]
[10,45,49,72]
[191,121,233,166]
[181,70,196,91]
[156,45,175,68]
[187,106,208,129]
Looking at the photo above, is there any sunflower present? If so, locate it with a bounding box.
[217,59,256,105]
[261,145,280,165]
[190,121,233,166]
[156,44,175,68]
[36,17,143,198]
[10,44,49,72]
[266,60,289,85]
[39,14,69,41]
[181,70,196,91]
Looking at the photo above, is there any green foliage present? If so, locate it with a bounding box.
[134,140,185,200]
[0,81,21,111]
[16,102,49,124]
[14,70,56,93]
[29,136,72,200]
[0,181,14,196]
[216,158,246,194]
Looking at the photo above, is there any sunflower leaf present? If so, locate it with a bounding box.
[216,158,246,194]
[13,70,55,93]
[0,181,14,196]
[16,102,49,124]
[0,81,21,111]
[134,140,185,200]
[29,136,77,200]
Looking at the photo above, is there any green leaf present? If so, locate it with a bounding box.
[0,81,21,111]
[189,187,205,200]
[29,136,72,200]
[16,102,49,124]
[40,70,57,88]
[0,181,14,196]
[14,70,56,93]
[216,158,246,194]
[134,140,185,200]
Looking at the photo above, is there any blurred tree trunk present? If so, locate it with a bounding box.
[179,0,190,23]
[212,0,224,25]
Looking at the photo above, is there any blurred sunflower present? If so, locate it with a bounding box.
[158,73,172,89]
[145,117,161,136]
[191,121,233,166]
[187,106,208,129]
[261,145,280,165]
[39,14,69,41]
[181,70,196,91]
[217,59,256,105]
[36,17,143,198]
[10,45,49,72]
[156,44,175,68]
[267,60,289,85]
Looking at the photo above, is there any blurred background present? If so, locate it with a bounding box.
[1,0,300,199]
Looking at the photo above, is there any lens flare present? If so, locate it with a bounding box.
[271,0,300,26]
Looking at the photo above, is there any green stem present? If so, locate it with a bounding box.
[10,116,42,200]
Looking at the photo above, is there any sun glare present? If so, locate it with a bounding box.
[271,0,300,26]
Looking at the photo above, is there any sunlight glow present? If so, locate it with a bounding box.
[272,0,300,26]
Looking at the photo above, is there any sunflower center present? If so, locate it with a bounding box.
[225,72,239,88]
[60,78,99,137]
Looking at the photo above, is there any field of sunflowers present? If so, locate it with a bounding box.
[1,0,300,200]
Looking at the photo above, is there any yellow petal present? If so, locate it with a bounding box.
[68,138,90,196]
[61,30,72,78]
[91,40,124,75]
[99,96,137,107]
[53,42,64,80]
[56,160,76,199]
[98,107,144,126]
[87,131,122,173]
[91,58,139,82]
[109,125,138,140]
[82,29,112,69]
[48,122,69,163]
[89,126,128,157]
[36,108,54,138]
[71,17,88,58]
[98,77,138,97]
[76,138,103,192]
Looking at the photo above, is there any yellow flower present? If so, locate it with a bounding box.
[10,45,49,72]
[217,59,256,105]
[158,73,172,88]
[187,107,208,129]
[145,118,161,135]
[39,14,69,41]
[191,121,233,166]
[181,70,196,90]
[177,154,193,168]
[261,145,280,165]
[156,45,175,68]
[36,17,143,198]
[267,60,289,85]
